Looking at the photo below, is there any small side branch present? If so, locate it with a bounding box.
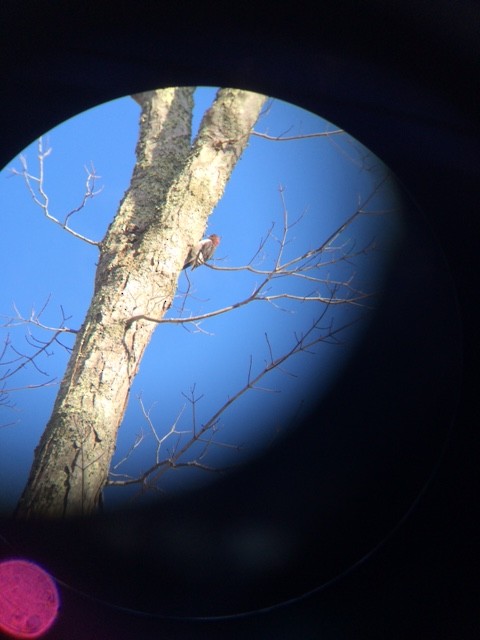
[10,137,102,246]
[252,129,344,141]
[0,298,77,404]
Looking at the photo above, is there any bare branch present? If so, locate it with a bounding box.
[264,332,274,365]
[111,429,145,472]
[8,334,55,377]
[126,178,388,329]
[0,299,77,407]
[108,292,360,493]
[252,129,344,141]
[2,298,78,335]
[247,220,275,266]
[10,138,101,246]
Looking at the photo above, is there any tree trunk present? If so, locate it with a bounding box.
[15,87,266,519]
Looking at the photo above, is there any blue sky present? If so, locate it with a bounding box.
[0,88,404,513]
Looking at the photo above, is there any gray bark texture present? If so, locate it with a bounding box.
[15,87,266,519]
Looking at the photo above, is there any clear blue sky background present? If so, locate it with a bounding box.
[0,88,404,513]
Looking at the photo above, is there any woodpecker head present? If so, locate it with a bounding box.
[209,234,221,247]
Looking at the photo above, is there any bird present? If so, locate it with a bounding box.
[183,234,221,270]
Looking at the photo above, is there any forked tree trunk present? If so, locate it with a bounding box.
[15,87,266,518]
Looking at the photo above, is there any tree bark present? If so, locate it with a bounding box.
[15,87,266,519]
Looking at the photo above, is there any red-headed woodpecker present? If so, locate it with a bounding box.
[183,234,221,270]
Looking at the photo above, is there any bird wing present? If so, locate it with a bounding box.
[183,236,219,270]
[191,238,212,269]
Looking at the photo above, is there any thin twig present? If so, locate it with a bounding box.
[252,129,344,141]
[10,138,101,246]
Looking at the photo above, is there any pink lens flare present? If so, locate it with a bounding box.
[0,560,60,639]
